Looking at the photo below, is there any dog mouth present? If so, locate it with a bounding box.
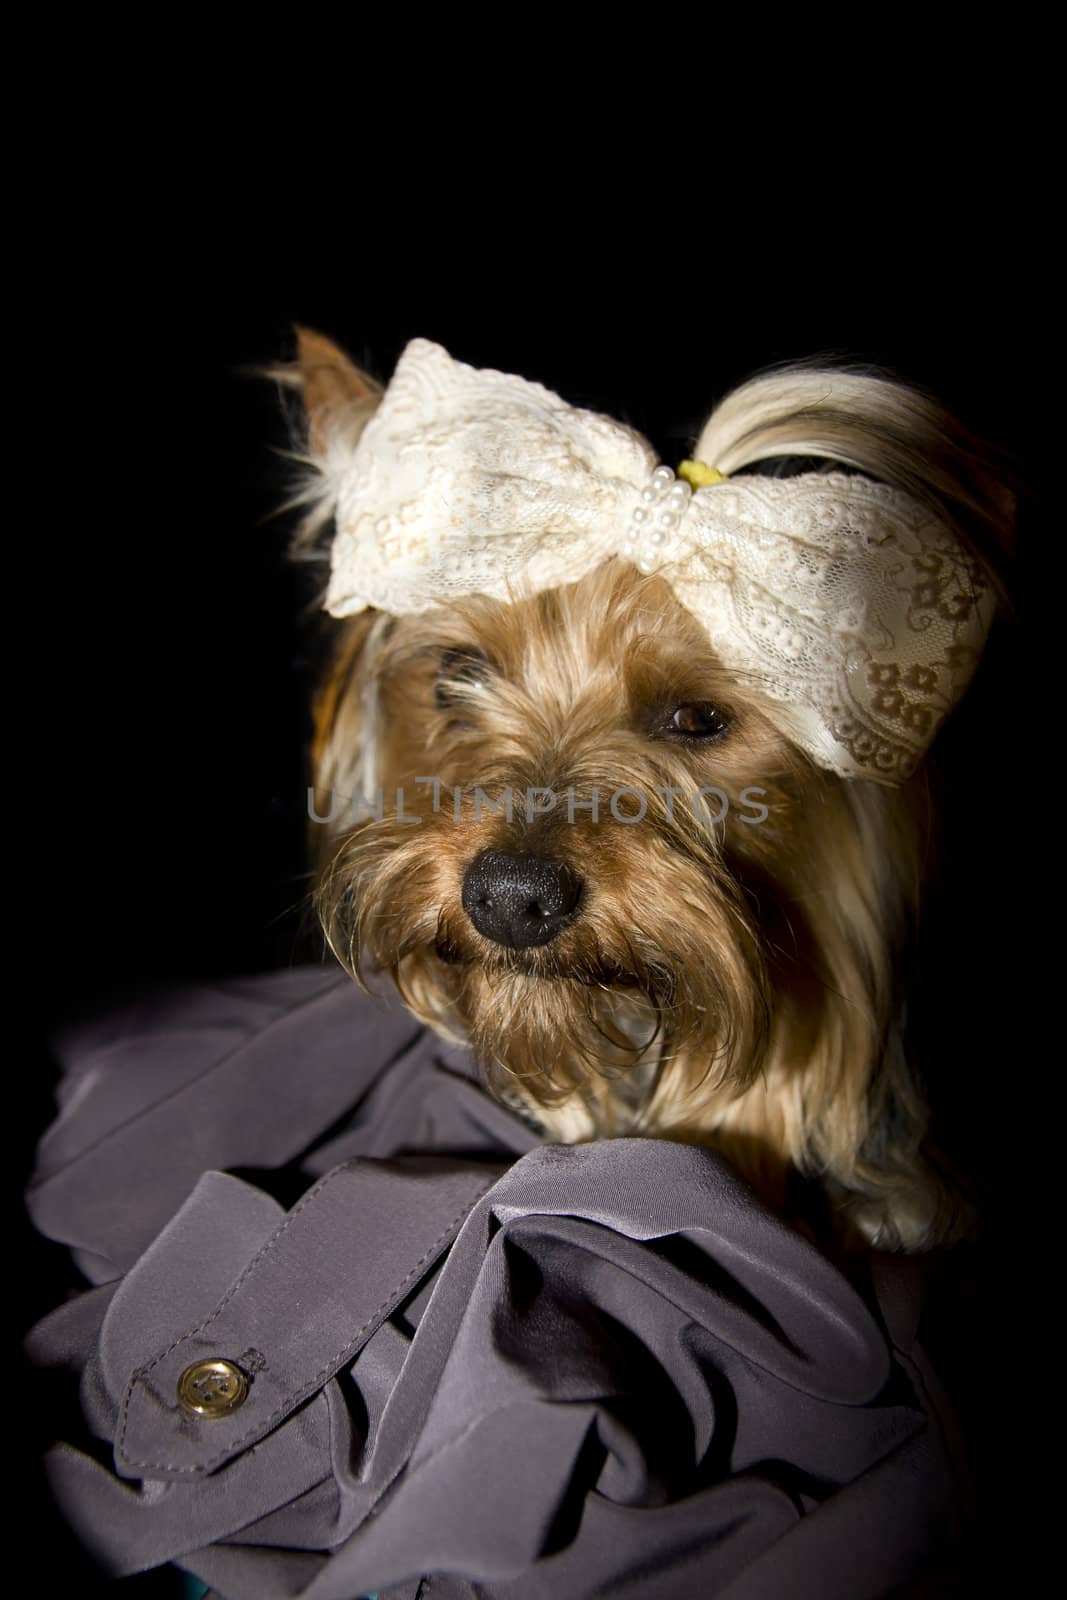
[433,930,660,995]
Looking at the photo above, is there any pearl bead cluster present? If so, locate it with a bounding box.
[620,464,693,573]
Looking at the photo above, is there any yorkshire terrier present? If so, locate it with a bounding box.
[269,328,1013,1252]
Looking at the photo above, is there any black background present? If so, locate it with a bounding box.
[33,238,1036,1009]
[19,189,1039,1593]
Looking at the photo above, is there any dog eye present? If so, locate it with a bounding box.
[435,647,491,707]
[662,702,730,743]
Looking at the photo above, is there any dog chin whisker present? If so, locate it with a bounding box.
[584,1002,664,1059]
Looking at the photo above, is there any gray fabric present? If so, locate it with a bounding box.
[25,965,967,1598]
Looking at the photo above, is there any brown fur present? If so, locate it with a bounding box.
[276,331,1013,1252]
[309,566,961,1249]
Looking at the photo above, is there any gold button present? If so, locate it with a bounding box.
[177,1359,249,1418]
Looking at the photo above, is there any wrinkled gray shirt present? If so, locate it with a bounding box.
[25,965,967,1599]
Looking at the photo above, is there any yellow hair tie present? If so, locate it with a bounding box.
[677,459,727,488]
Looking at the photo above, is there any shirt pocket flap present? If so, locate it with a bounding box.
[109,1158,496,1479]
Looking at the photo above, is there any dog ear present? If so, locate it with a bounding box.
[293,326,382,460]
[309,608,393,858]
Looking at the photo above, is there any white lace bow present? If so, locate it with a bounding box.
[326,339,994,784]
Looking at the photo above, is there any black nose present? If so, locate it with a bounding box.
[461,850,584,949]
